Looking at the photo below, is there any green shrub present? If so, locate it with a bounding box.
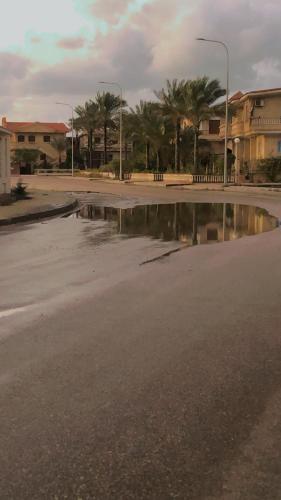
[11,180,28,198]
[258,157,281,182]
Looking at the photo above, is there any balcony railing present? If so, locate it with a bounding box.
[250,117,281,127]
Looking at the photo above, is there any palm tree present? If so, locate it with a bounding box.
[95,92,126,165]
[155,79,187,172]
[130,101,153,169]
[74,100,99,168]
[135,102,171,170]
[184,76,226,171]
[51,137,66,166]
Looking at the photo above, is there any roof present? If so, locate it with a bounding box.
[4,121,69,134]
[0,126,12,136]
[230,87,281,104]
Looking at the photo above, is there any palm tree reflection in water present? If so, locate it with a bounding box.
[77,203,277,245]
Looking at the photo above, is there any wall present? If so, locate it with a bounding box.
[0,131,11,198]
[10,132,66,164]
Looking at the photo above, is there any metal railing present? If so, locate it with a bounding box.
[154,172,164,181]
[192,174,235,183]
[35,169,80,175]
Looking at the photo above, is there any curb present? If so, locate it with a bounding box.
[0,199,78,226]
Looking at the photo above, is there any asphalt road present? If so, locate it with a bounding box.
[1,182,281,499]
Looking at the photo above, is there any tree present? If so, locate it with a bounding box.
[130,101,153,169]
[13,149,40,172]
[95,92,126,165]
[155,79,187,172]
[133,102,171,171]
[184,77,226,171]
[51,137,66,166]
[74,100,99,168]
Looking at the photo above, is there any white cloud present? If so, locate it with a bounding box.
[2,0,281,120]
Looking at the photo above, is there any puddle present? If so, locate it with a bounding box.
[70,203,278,245]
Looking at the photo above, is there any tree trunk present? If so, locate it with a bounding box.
[192,204,198,245]
[156,149,160,171]
[145,141,150,170]
[193,129,199,173]
[104,123,107,165]
[175,119,181,173]
[88,130,93,170]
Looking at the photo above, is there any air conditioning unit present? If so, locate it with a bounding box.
[255,98,264,107]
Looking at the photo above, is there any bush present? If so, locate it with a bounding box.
[11,180,28,199]
[258,157,281,182]
[100,159,133,176]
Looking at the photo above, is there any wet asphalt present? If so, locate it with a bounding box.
[0,184,281,499]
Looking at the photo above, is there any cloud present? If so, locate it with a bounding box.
[56,36,86,50]
[4,0,281,120]
[26,27,154,96]
[0,52,30,95]
[90,0,130,24]
[30,36,42,44]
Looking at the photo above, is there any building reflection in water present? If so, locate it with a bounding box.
[77,203,278,245]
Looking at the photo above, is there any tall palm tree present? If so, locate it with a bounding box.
[133,101,170,171]
[155,79,187,172]
[130,101,154,169]
[51,136,66,166]
[184,76,226,171]
[95,92,126,165]
[74,100,99,168]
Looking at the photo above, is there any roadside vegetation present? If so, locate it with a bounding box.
[72,76,226,174]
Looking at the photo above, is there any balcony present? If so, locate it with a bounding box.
[220,117,281,138]
[250,117,281,131]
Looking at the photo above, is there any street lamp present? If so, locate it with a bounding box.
[98,81,123,181]
[56,102,74,177]
[234,137,240,184]
[196,38,230,185]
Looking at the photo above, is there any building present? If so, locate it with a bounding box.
[79,130,132,168]
[220,88,281,177]
[1,118,69,173]
[0,126,12,202]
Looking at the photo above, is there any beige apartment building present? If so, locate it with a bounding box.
[221,87,281,174]
[1,118,69,173]
[0,126,12,201]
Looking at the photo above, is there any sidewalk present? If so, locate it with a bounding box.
[0,189,77,225]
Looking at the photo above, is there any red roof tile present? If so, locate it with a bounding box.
[4,121,69,133]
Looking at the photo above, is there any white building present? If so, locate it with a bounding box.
[0,126,12,201]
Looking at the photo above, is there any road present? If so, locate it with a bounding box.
[1,179,281,499]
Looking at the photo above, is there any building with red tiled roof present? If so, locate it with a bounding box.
[2,117,70,173]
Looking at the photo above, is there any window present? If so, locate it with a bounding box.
[43,135,51,143]
[40,153,46,161]
[278,140,281,153]
[18,135,25,143]
[95,137,101,145]
[28,135,35,143]
[255,98,264,107]
[209,120,220,135]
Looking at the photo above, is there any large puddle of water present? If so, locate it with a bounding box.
[72,202,278,245]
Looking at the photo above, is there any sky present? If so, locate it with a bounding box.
[1,0,281,122]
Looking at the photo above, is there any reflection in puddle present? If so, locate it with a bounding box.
[73,203,278,245]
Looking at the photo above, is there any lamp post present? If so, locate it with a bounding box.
[56,102,74,177]
[196,38,230,185]
[99,81,123,181]
[234,137,240,184]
